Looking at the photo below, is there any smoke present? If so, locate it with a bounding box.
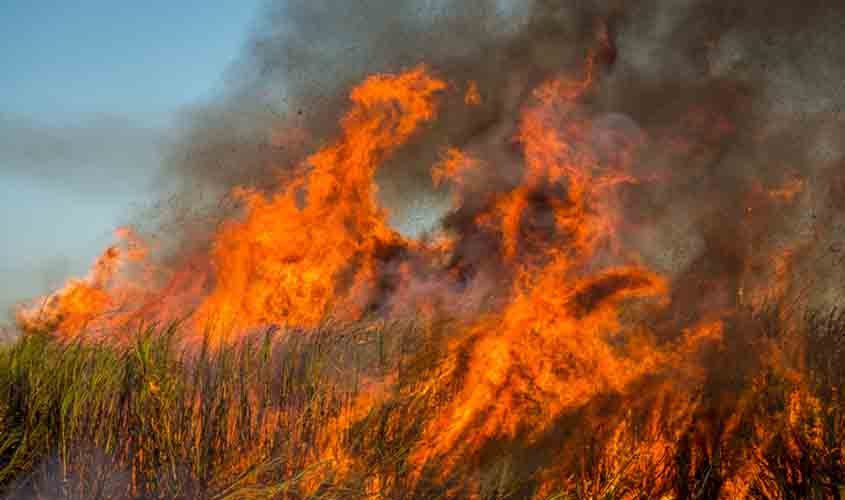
[20,0,845,331]
[6,0,845,488]
[159,0,600,223]
[0,114,163,197]
[600,0,845,310]
[162,0,844,226]
[10,2,845,490]
[0,115,166,326]
[3,444,130,499]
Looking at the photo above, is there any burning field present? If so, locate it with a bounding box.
[3,1,845,498]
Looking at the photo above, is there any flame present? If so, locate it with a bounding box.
[464,81,481,106]
[15,227,149,336]
[16,67,444,340]
[193,66,445,337]
[14,52,839,497]
[409,72,671,473]
[768,175,805,203]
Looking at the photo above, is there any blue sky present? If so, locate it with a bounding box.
[1,1,261,125]
[0,1,263,319]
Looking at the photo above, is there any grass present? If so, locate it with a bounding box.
[0,318,453,499]
[0,308,843,499]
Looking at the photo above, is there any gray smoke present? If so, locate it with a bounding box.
[0,114,163,197]
[150,0,845,316]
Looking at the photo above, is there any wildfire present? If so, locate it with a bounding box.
[13,52,833,497]
[192,66,446,336]
[16,227,149,336]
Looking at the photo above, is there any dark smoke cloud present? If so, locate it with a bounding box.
[598,0,845,311]
[157,0,845,311]
[160,0,535,194]
[160,0,612,231]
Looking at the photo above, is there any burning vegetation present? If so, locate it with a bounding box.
[4,0,845,498]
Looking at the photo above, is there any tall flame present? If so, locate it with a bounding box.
[13,55,837,497]
[193,67,445,336]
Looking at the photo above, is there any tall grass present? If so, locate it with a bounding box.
[0,319,435,499]
[0,309,843,499]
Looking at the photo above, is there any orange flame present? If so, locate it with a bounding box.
[410,73,670,472]
[14,52,834,497]
[16,227,148,337]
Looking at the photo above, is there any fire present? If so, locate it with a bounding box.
[17,67,446,340]
[410,71,672,473]
[16,227,149,336]
[767,175,805,203]
[193,66,445,336]
[13,51,840,497]
[464,81,481,106]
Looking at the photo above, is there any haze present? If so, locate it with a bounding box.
[0,1,261,323]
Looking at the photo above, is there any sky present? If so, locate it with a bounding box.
[0,1,263,321]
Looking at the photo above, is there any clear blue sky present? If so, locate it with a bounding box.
[1,1,261,124]
[0,1,263,319]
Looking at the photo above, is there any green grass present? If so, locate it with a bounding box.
[0,320,423,499]
[0,309,844,499]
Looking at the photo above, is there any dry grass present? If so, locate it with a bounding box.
[0,308,843,499]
